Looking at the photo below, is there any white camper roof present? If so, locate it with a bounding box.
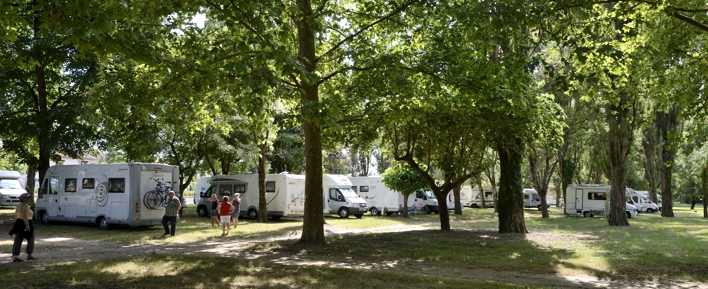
[0,170,22,179]
[324,174,353,187]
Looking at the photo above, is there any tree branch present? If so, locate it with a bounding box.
[316,0,420,63]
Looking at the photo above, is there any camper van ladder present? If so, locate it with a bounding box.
[143,178,173,209]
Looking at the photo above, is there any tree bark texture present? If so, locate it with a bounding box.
[657,108,678,217]
[702,165,708,218]
[296,0,325,244]
[605,98,631,226]
[496,141,527,234]
[258,139,268,223]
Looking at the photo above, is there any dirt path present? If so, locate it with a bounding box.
[2,223,705,289]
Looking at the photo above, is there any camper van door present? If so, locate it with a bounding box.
[41,177,60,217]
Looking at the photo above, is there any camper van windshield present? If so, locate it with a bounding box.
[423,190,436,199]
[338,188,359,198]
[0,179,22,189]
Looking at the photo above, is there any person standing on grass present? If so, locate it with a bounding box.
[8,193,38,262]
[162,190,181,237]
[217,195,234,236]
[231,193,241,229]
[208,194,220,227]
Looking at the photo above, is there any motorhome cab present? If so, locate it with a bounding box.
[523,188,543,210]
[565,184,639,218]
[0,170,25,207]
[196,173,306,220]
[397,189,439,214]
[324,174,368,218]
[192,176,211,205]
[626,189,660,213]
[349,176,400,216]
[35,163,179,230]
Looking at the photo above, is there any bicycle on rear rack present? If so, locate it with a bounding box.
[143,178,173,209]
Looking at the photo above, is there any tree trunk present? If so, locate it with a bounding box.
[257,137,268,223]
[641,126,659,203]
[496,140,527,234]
[453,184,462,215]
[657,108,678,217]
[605,97,631,226]
[25,159,37,205]
[560,158,575,209]
[702,165,708,218]
[402,192,410,218]
[296,0,325,244]
[431,188,451,230]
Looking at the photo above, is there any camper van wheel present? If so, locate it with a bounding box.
[40,211,49,225]
[354,214,363,219]
[537,205,542,211]
[646,208,654,213]
[423,205,431,215]
[338,207,350,218]
[370,207,380,216]
[470,204,479,208]
[626,211,632,218]
[197,206,209,217]
[248,209,258,220]
[583,211,591,218]
[98,217,110,230]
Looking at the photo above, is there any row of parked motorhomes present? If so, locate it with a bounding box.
[0,163,661,230]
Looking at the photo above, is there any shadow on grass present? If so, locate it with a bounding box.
[0,254,523,289]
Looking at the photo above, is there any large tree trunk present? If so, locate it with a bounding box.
[25,159,38,205]
[702,165,708,218]
[496,140,527,234]
[605,96,631,226]
[657,108,678,217]
[431,188,451,230]
[257,137,268,223]
[402,193,410,218]
[297,0,325,244]
[560,158,575,209]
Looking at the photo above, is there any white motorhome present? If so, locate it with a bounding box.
[565,184,639,218]
[522,188,542,209]
[626,189,660,213]
[636,190,662,204]
[399,189,440,214]
[445,187,473,210]
[324,174,368,218]
[349,176,400,216]
[467,187,496,208]
[196,173,306,219]
[192,176,211,205]
[35,163,179,230]
[0,170,25,207]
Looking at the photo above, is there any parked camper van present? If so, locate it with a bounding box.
[192,176,211,205]
[35,163,179,230]
[626,189,660,213]
[392,189,440,214]
[349,176,400,216]
[0,170,25,207]
[565,184,639,218]
[324,174,368,218]
[467,188,495,208]
[196,173,306,220]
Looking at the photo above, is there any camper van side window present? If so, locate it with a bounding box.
[265,181,275,192]
[219,184,233,196]
[50,178,59,195]
[108,178,125,193]
[234,184,246,194]
[65,178,77,193]
[82,178,95,189]
[351,186,357,193]
[588,192,606,200]
[329,189,339,200]
[359,186,369,193]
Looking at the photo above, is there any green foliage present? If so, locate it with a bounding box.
[380,163,428,195]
